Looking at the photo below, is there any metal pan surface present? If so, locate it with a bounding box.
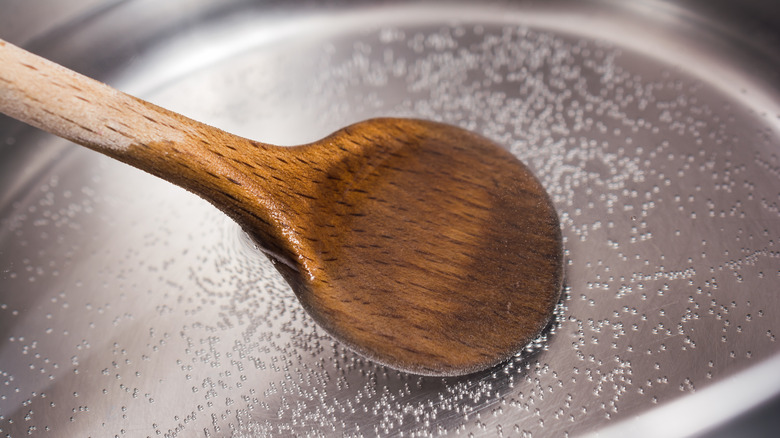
[1,0,779,436]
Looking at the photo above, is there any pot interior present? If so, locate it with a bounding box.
[1,1,779,436]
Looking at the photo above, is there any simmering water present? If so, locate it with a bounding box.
[1,2,779,436]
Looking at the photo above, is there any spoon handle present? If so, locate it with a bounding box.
[0,38,302,265]
[0,39,283,215]
[0,39,207,156]
[0,38,283,191]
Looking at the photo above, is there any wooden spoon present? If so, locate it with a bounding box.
[0,39,563,376]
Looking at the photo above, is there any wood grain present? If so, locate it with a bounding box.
[0,39,563,376]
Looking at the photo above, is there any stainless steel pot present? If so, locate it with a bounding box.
[1,0,779,436]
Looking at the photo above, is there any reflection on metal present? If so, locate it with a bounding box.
[1,1,779,436]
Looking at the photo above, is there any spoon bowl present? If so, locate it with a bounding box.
[0,39,562,376]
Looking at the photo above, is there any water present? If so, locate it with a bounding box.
[1,2,780,436]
